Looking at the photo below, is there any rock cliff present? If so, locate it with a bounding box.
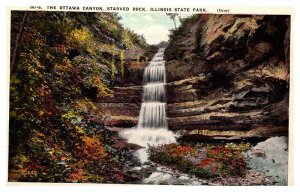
[98,14,290,142]
[165,14,290,142]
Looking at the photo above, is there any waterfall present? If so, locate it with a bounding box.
[120,48,176,163]
[138,50,167,128]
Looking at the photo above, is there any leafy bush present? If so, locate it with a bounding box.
[198,145,247,176]
[9,11,149,183]
[149,143,250,178]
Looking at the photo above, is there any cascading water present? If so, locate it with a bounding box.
[120,48,207,185]
[120,48,176,163]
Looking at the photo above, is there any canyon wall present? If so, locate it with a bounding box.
[98,14,290,142]
[165,15,290,141]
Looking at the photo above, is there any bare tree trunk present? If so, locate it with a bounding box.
[166,13,178,29]
[10,11,29,74]
[173,19,177,29]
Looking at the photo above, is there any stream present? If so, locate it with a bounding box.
[119,136,289,185]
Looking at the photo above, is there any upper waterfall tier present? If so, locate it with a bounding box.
[151,56,164,62]
[143,65,166,83]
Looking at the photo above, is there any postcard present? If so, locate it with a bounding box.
[5,3,293,189]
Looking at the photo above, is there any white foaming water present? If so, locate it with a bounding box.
[143,84,166,102]
[120,48,176,163]
[138,102,167,128]
[120,128,177,163]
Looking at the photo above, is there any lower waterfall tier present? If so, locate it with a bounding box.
[137,102,168,129]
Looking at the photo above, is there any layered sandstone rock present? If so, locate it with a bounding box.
[165,15,290,141]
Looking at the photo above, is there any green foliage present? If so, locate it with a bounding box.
[149,143,249,179]
[120,29,133,49]
[120,50,125,78]
[9,11,147,183]
[201,144,250,176]
[66,27,98,55]
[111,44,116,82]
[165,14,200,61]
[97,13,122,39]
[148,144,195,165]
[92,76,113,97]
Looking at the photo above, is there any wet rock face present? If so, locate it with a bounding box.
[165,14,290,141]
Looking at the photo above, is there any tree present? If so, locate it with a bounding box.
[10,11,29,74]
[111,44,116,82]
[166,13,180,29]
[120,50,125,78]
[121,29,133,49]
